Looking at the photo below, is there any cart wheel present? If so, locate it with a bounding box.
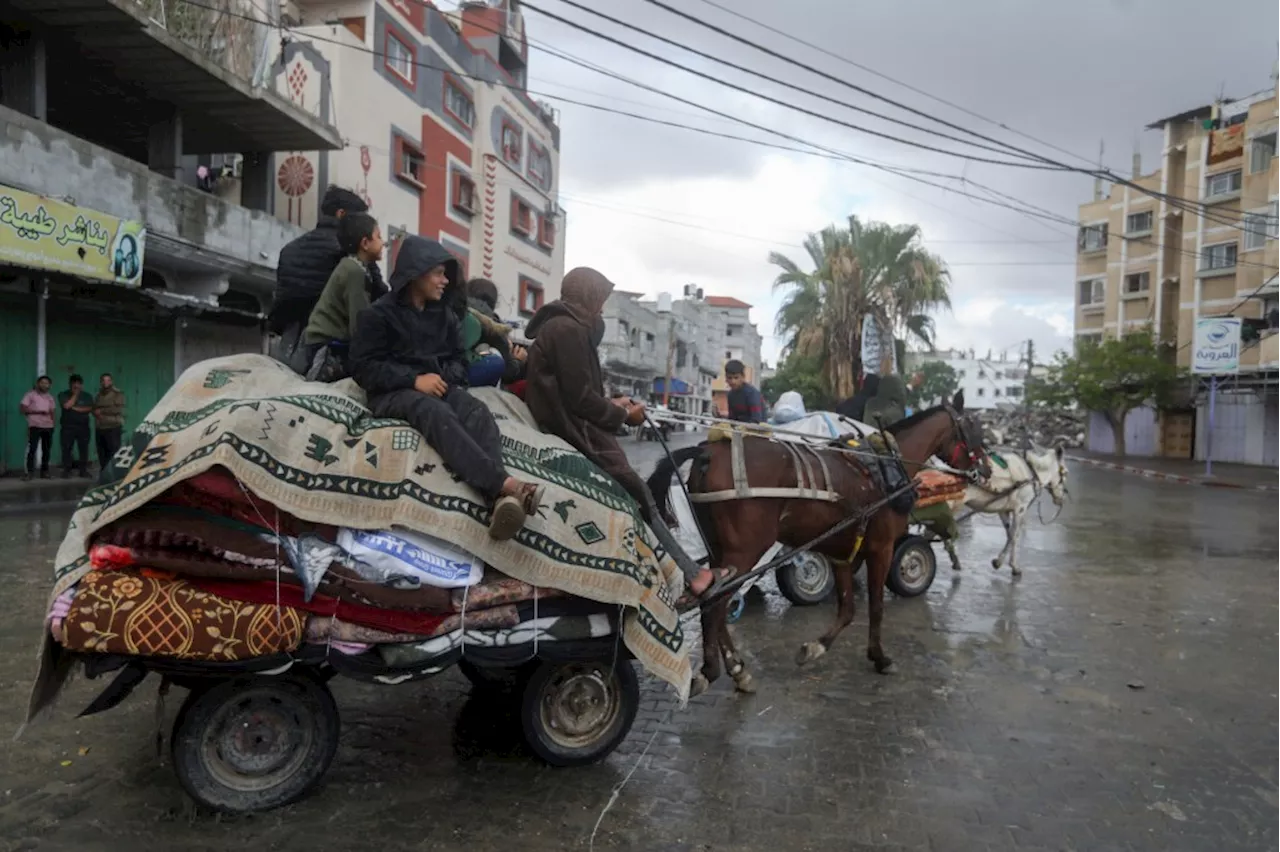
[458,658,536,693]
[521,657,639,767]
[776,551,835,606]
[887,535,937,598]
[726,591,746,623]
[170,674,340,814]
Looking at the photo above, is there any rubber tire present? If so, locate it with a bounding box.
[170,674,340,814]
[458,658,536,693]
[521,657,640,768]
[887,535,937,598]
[776,552,836,606]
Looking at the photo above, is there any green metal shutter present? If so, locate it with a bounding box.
[46,314,175,437]
[0,294,38,472]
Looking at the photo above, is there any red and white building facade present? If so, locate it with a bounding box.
[268,0,564,322]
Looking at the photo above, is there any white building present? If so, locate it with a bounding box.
[268,0,565,322]
[906,349,1029,410]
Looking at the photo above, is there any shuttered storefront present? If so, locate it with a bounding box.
[176,317,264,375]
[0,292,38,472]
[45,306,174,440]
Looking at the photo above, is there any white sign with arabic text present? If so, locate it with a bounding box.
[1192,317,1241,375]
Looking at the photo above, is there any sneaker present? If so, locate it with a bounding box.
[488,495,527,541]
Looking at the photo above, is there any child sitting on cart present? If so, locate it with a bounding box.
[349,235,543,540]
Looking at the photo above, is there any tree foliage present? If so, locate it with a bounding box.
[1027,329,1184,456]
[761,355,836,412]
[906,359,960,408]
[770,215,951,399]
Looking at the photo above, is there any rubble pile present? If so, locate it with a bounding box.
[977,405,1085,449]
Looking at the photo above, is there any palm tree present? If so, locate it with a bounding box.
[771,215,951,399]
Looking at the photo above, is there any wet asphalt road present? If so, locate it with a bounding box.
[0,434,1275,852]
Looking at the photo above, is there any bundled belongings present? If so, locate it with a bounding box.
[25,354,699,812]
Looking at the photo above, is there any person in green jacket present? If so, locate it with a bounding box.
[862,373,907,429]
[295,212,385,380]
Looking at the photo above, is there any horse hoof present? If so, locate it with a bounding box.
[690,674,710,698]
[991,558,1002,570]
[1011,568,1023,578]
[796,642,826,666]
[733,672,758,694]
[873,656,894,674]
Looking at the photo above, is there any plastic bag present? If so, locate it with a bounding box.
[771,391,807,424]
[337,527,484,589]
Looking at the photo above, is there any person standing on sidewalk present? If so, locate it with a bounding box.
[93,373,127,472]
[19,375,56,481]
[57,374,94,478]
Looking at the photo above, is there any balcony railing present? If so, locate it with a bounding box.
[138,0,273,87]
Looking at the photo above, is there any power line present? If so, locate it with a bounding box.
[628,0,1277,228]
[542,0,1064,169]
[523,0,1066,171]
[688,0,1117,173]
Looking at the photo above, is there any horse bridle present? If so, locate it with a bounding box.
[941,405,987,482]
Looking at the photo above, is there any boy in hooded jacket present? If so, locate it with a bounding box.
[349,236,542,540]
[524,267,731,603]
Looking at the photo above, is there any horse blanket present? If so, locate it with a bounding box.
[27,354,691,724]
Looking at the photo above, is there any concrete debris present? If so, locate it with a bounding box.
[977,406,1086,449]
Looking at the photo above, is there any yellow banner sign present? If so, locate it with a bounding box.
[0,185,146,286]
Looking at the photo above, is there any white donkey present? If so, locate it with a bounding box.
[959,445,1069,576]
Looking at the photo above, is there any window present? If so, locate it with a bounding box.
[451,173,476,216]
[394,137,424,189]
[1205,169,1242,198]
[1124,271,1150,294]
[537,215,555,249]
[518,277,544,317]
[1006,385,1023,398]
[1201,242,1238,271]
[976,387,986,397]
[1078,277,1105,306]
[1075,332,1103,351]
[726,324,741,337]
[977,369,986,378]
[994,371,1003,380]
[501,121,522,167]
[1250,132,1276,174]
[385,31,415,84]
[993,388,1001,397]
[511,196,533,235]
[1078,224,1107,253]
[1244,211,1264,250]
[444,79,475,128]
[1126,210,1153,234]
[527,142,551,191]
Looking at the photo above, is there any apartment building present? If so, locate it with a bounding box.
[904,349,1030,410]
[601,287,762,417]
[1073,81,1277,464]
[268,0,565,322]
[0,0,341,471]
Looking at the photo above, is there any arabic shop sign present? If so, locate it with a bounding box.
[1192,317,1241,374]
[0,185,146,286]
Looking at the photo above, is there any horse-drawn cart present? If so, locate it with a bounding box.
[23,356,696,815]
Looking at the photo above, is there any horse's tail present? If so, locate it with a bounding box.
[645,443,705,518]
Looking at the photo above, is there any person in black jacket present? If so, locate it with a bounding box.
[349,236,542,541]
[271,186,387,367]
[834,372,880,422]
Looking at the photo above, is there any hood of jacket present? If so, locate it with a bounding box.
[466,278,499,314]
[874,374,907,406]
[526,267,614,339]
[389,236,464,312]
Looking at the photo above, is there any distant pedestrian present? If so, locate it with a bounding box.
[19,375,56,481]
[93,373,127,472]
[724,359,765,423]
[57,374,94,478]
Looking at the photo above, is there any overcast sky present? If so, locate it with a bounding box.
[515,0,1277,366]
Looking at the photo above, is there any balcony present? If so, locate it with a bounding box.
[4,0,340,153]
[1,103,305,300]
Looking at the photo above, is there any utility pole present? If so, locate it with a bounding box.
[663,316,676,408]
[1022,338,1036,402]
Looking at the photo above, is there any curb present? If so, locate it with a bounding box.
[1066,455,1278,493]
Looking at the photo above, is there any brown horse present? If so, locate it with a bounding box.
[648,393,989,695]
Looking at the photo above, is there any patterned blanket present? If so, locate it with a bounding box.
[27,355,691,722]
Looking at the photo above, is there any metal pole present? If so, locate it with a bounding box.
[1205,375,1217,477]
[662,316,675,408]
